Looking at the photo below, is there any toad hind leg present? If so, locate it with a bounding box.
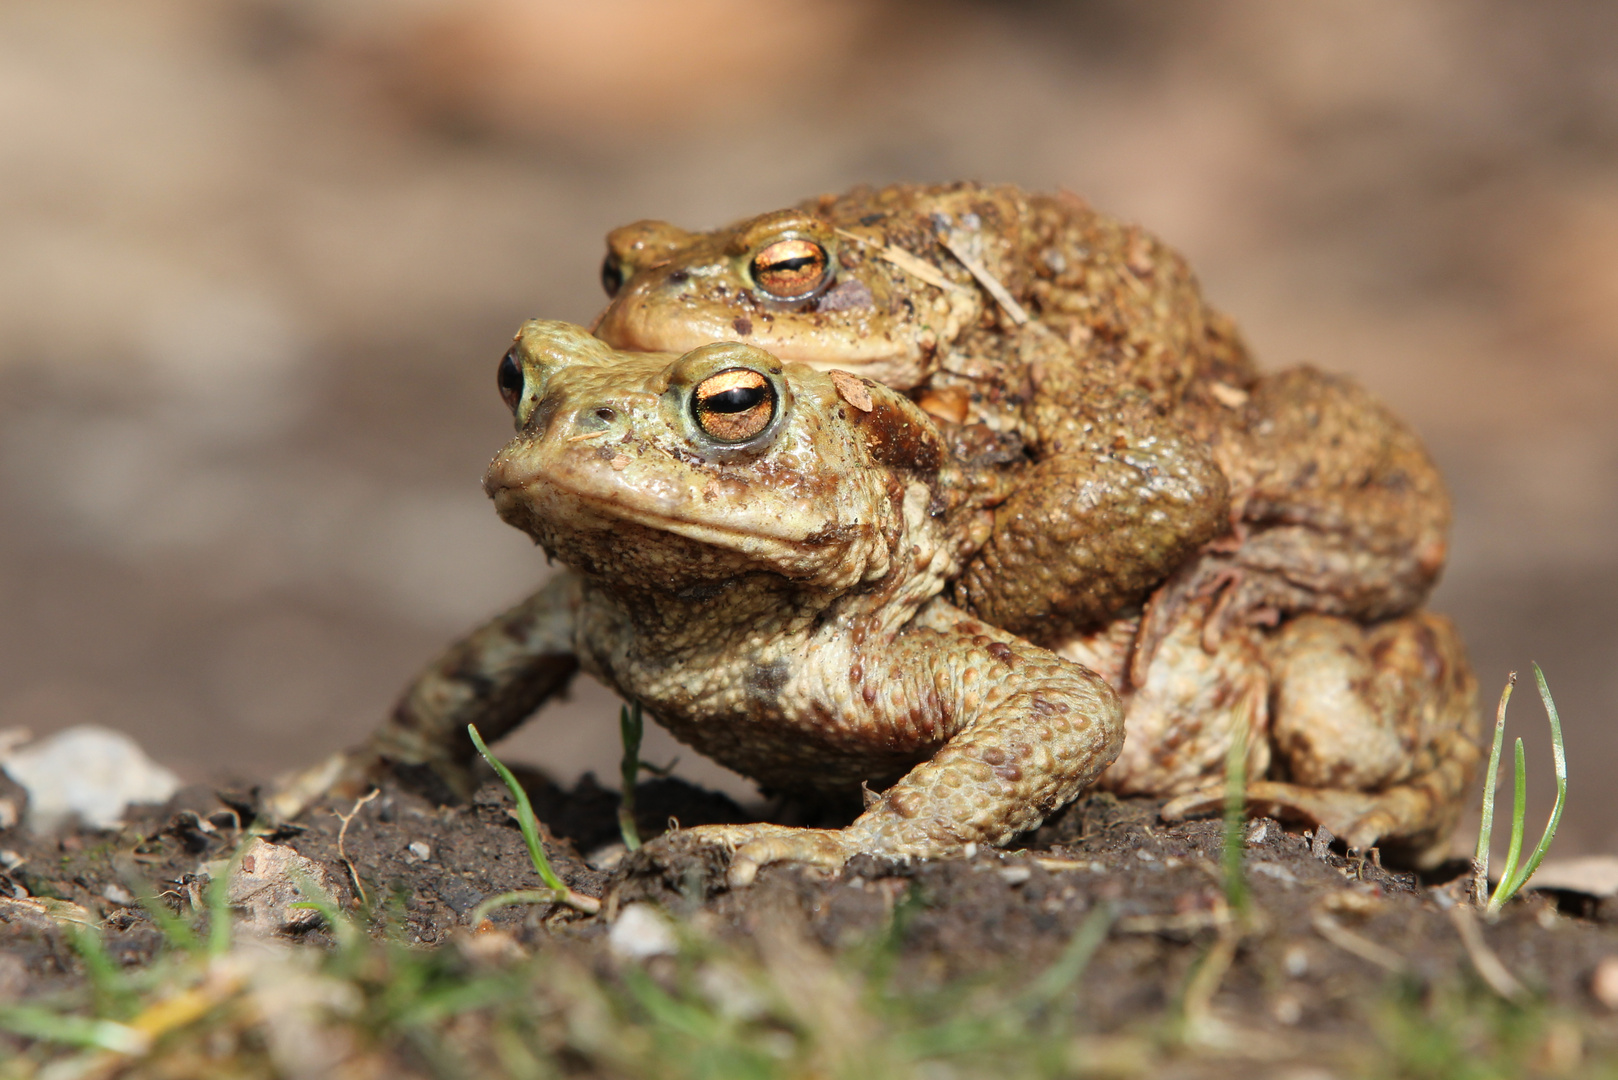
[367,572,581,788]
[1161,611,1479,867]
[679,605,1124,886]
[269,573,581,817]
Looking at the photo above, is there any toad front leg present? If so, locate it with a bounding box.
[678,604,1124,886]
[952,407,1231,644]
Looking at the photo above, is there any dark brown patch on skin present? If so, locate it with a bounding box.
[798,522,856,548]
[733,316,752,335]
[849,395,945,478]
[986,641,1015,666]
[887,791,918,818]
[523,387,567,438]
[745,659,790,701]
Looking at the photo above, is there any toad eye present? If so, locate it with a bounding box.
[497,348,524,412]
[750,238,830,300]
[600,252,625,298]
[692,368,776,443]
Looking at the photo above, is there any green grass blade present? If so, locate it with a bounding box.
[1222,714,1249,916]
[206,847,241,957]
[0,1006,149,1053]
[130,878,200,953]
[67,924,137,1020]
[286,869,362,951]
[468,723,566,894]
[1016,902,1114,1012]
[618,702,644,851]
[468,890,567,928]
[1488,738,1529,914]
[1473,673,1515,906]
[1515,663,1568,887]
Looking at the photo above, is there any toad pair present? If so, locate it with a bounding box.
[333,184,1478,880]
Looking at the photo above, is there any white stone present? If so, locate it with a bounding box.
[228,837,332,935]
[1592,955,1618,1010]
[0,725,180,831]
[1250,861,1299,885]
[607,902,678,960]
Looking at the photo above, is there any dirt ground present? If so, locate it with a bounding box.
[3,0,1617,860]
[4,2,1618,1074]
[4,767,1618,1076]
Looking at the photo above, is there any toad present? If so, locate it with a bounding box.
[346,319,1474,876]
[593,182,1450,644]
[385,320,1128,884]
[587,183,1476,861]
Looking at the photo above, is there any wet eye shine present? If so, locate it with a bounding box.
[497,349,524,412]
[692,368,776,442]
[600,253,624,297]
[750,238,830,300]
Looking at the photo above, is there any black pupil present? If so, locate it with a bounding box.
[702,386,767,413]
[601,254,624,297]
[497,352,523,406]
[763,254,820,274]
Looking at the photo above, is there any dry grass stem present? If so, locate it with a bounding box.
[934,232,1031,324]
[1448,904,1527,1002]
[1310,909,1407,974]
[331,789,379,907]
[833,228,966,293]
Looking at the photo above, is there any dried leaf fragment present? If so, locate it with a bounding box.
[830,370,873,412]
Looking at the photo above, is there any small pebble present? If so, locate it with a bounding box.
[998,865,1031,885]
[407,841,432,861]
[1591,955,1618,1009]
[1271,992,1302,1025]
[0,726,179,831]
[1251,861,1298,885]
[0,850,21,870]
[608,903,677,960]
[1246,820,1269,846]
[587,842,628,871]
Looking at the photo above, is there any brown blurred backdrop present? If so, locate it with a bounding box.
[2,0,1614,856]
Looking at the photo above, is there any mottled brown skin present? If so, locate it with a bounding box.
[299,186,1476,870]
[596,184,1246,639]
[378,320,1125,885]
[593,182,1450,642]
[590,182,1475,863]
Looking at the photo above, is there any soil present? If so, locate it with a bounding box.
[4,764,1618,1071]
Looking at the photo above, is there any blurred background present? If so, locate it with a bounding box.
[2,0,1614,857]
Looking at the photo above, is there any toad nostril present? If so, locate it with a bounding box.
[594,407,617,423]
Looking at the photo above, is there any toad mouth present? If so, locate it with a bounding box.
[492,470,845,555]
